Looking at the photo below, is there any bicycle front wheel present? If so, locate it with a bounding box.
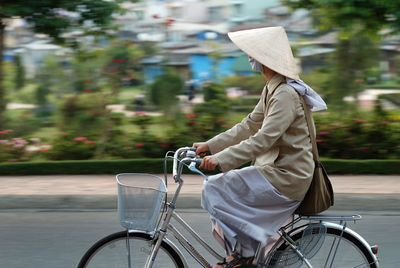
[78,231,185,268]
[267,225,378,268]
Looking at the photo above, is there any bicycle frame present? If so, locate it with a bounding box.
[144,148,224,268]
[141,147,379,268]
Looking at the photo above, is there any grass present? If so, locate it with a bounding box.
[30,127,58,142]
[228,112,247,124]
[118,122,172,138]
[8,84,38,104]
[118,86,145,105]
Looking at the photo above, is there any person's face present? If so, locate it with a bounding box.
[248,56,264,73]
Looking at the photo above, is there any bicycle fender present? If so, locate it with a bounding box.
[323,222,380,267]
[162,237,189,268]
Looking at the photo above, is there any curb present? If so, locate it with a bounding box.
[1,193,400,211]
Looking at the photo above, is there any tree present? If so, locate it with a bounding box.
[285,0,400,106]
[284,0,400,34]
[328,33,379,105]
[37,55,75,101]
[0,0,122,129]
[14,54,25,90]
[102,40,145,97]
[70,50,105,95]
[150,70,184,115]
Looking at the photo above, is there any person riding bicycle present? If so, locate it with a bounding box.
[193,26,327,268]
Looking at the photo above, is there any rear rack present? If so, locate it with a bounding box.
[302,214,362,222]
[284,214,362,230]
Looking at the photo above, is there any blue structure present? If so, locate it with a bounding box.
[141,57,164,84]
[142,54,236,85]
[196,31,221,41]
[189,54,235,83]
[3,55,13,61]
[143,66,164,84]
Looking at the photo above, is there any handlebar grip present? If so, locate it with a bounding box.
[189,147,197,152]
[195,158,202,165]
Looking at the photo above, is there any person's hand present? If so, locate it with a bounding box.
[199,155,219,170]
[192,142,209,156]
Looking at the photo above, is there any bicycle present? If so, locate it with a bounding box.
[78,147,379,268]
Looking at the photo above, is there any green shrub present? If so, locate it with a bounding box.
[222,75,266,94]
[230,96,259,107]
[203,82,226,102]
[195,82,230,121]
[0,158,398,175]
[4,110,42,137]
[149,70,183,114]
[58,93,107,135]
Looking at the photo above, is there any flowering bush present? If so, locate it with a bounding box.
[0,138,28,162]
[46,133,97,160]
[0,130,43,162]
[129,114,172,157]
[0,106,398,162]
[314,113,400,159]
[59,93,106,135]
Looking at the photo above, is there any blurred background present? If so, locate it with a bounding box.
[1,2,400,267]
[0,0,399,163]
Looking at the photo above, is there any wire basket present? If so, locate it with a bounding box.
[117,173,167,232]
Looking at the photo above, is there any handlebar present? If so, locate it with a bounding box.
[172,147,206,181]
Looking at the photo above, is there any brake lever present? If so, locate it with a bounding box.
[188,161,208,182]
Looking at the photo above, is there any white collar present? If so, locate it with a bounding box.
[286,78,327,112]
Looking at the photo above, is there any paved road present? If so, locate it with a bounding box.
[0,209,398,268]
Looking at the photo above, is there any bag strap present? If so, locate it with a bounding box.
[299,96,320,162]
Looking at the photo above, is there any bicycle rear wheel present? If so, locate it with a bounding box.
[266,225,378,268]
[78,231,185,268]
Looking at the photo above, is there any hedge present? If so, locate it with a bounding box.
[319,158,400,174]
[0,158,399,175]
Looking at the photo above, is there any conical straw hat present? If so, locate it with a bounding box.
[228,26,299,80]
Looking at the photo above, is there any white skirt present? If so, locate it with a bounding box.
[201,166,300,257]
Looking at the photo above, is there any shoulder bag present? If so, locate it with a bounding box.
[295,97,334,215]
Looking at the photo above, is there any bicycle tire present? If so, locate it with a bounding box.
[266,226,377,268]
[78,231,185,268]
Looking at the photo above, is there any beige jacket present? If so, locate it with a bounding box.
[207,74,314,201]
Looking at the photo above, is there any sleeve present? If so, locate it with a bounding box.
[214,89,297,172]
[207,87,267,155]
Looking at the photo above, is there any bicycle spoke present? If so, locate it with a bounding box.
[267,227,376,268]
[78,232,183,268]
[352,262,376,268]
[126,231,132,268]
